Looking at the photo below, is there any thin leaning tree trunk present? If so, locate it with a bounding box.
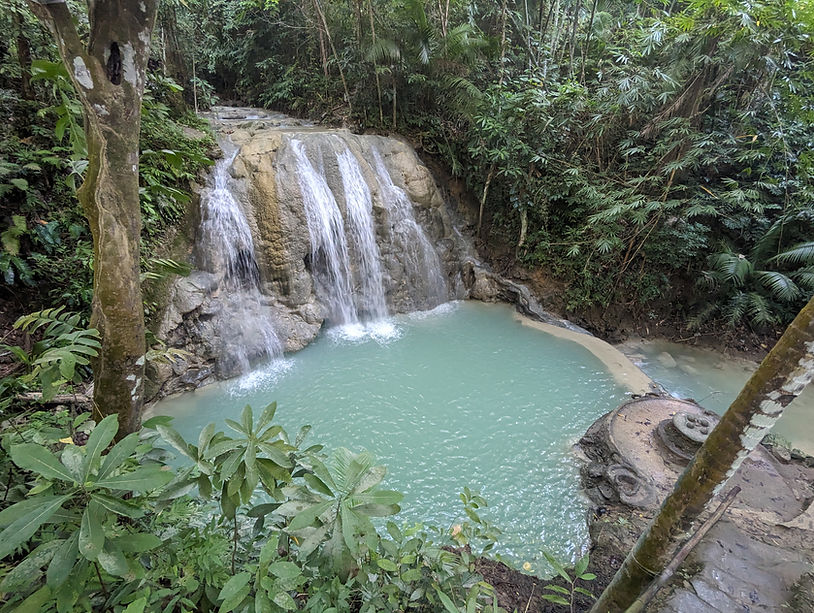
[592,296,814,612]
[31,0,158,434]
[367,0,384,126]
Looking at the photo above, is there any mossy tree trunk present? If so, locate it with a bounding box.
[31,0,158,434]
[592,296,814,612]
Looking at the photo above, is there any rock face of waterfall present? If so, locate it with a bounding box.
[152,110,474,394]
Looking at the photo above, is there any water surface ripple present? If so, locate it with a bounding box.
[154,301,626,569]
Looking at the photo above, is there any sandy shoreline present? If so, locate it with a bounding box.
[514,313,657,396]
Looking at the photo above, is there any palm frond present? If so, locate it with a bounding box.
[746,292,777,327]
[365,39,401,65]
[753,270,800,302]
[770,241,814,266]
[707,252,753,287]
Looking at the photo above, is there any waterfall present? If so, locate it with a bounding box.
[290,139,359,324]
[198,140,283,374]
[371,149,448,307]
[336,147,388,321]
[288,135,448,328]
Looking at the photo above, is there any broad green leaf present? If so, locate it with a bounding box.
[386,522,402,541]
[341,505,362,555]
[272,590,297,611]
[351,503,400,517]
[579,572,597,581]
[11,444,77,483]
[256,402,278,430]
[0,494,63,528]
[247,502,280,518]
[159,477,197,500]
[402,568,422,582]
[225,418,247,436]
[542,594,570,605]
[256,458,290,483]
[217,571,251,612]
[376,558,399,572]
[111,532,162,553]
[97,433,139,479]
[91,492,145,518]
[434,586,461,613]
[241,405,253,433]
[0,494,70,559]
[60,445,84,481]
[289,500,333,530]
[348,490,403,507]
[94,466,173,491]
[14,585,52,613]
[81,415,118,483]
[0,540,61,591]
[47,532,79,588]
[97,542,130,577]
[198,422,216,453]
[575,553,589,577]
[204,439,243,459]
[257,441,293,467]
[123,597,147,613]
[352,465,386,494]
[78,500,105,560]
[543,551,571,583]
[304,473,333,496]
[544,584,570,595]
[574,586,595,597]
[157,424,194,460]
[255,591,273,613]
[269,560,302,579]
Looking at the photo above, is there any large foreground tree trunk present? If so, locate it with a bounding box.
[32,0,158,434]
[592,296,814,612]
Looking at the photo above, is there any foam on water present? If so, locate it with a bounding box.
[327,319,402,345]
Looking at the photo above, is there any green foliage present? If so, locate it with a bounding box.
[0,414,172,611]
[0,404,514,612]
[1,6,213,318]
[540,551,596,612]
[176,0,814,332]
[1,307,100,402]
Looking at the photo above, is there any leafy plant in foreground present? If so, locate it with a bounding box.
[0,414,173,610]
[541,551,596,612]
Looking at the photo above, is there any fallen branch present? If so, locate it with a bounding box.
[15,392,91,405]
[625,485,741,613]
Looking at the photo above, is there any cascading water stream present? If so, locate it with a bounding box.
[371,149,448,307]
[336,146,388,321]
[290,139,359,325]
[289,135,448,331]
[198,140,283,373]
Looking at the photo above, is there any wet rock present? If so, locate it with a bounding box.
[791,448,806,461]
[772,445,792,464]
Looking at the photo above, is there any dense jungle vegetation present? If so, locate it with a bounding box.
[177,0,814,332]
[1,0,814,611]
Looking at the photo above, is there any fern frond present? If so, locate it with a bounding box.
[14,307,81,336]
